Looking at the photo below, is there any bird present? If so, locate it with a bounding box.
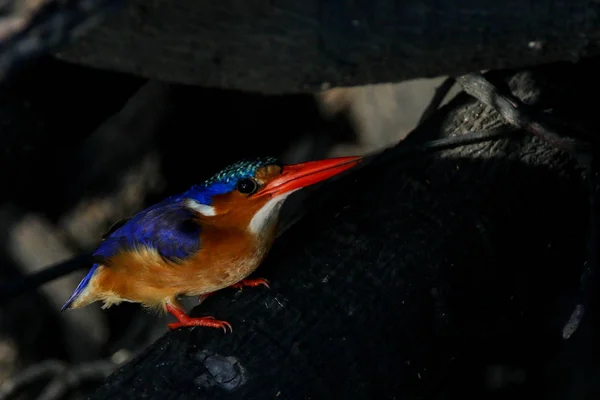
[61,155,361,332]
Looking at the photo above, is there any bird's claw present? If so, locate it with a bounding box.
[171,279,268,333]
[167,316,232,333]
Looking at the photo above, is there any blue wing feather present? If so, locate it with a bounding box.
[61,194,201,310]
[94,194,201,261]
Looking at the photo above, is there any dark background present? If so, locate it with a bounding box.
[1,0,599,398]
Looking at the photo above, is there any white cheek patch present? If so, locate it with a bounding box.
[249,189,298,235]
[185,198,217,216]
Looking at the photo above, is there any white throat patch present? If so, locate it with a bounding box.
[248,190,297,235]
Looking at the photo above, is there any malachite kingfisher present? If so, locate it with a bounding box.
[61,155,361,332]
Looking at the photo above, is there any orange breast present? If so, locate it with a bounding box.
[91,224,276,309]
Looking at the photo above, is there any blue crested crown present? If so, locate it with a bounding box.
[186,156,279,204]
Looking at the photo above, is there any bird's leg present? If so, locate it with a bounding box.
[231,278,270,290]
[197,279,269,304]
[165,303,232,333]
[198,292,214,304]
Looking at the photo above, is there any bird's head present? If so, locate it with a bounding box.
[184,155,361,235]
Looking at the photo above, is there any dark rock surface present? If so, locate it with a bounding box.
[54,0,600,93]
[2,0,600,94]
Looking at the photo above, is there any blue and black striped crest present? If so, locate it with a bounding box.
[186,156,280,204]
[203,156,279,186]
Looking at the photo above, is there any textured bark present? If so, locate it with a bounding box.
[88,59,600,399]
[54,0,600,93]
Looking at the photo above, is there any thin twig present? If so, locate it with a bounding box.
[0,253,95,303]
[417,77,456,125]
[373,126,520,166]
[0,358,120,400]
[454,73,592,157]
[394,126,519,156]
[0,360,67,399]
[38,360,117,400]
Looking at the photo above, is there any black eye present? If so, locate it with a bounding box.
[237,178,258,195]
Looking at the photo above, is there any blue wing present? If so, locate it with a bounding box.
[95,194,202,262]
[61,195,201,310]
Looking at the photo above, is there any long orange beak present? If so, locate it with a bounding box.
[256,156,362,197]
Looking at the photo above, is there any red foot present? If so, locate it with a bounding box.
[165,303,232,333]
[231,278,270,290]
[167,316,232,333]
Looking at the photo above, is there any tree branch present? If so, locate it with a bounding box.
[87,60,596,399]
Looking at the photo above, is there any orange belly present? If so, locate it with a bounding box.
[88,226,275,310]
